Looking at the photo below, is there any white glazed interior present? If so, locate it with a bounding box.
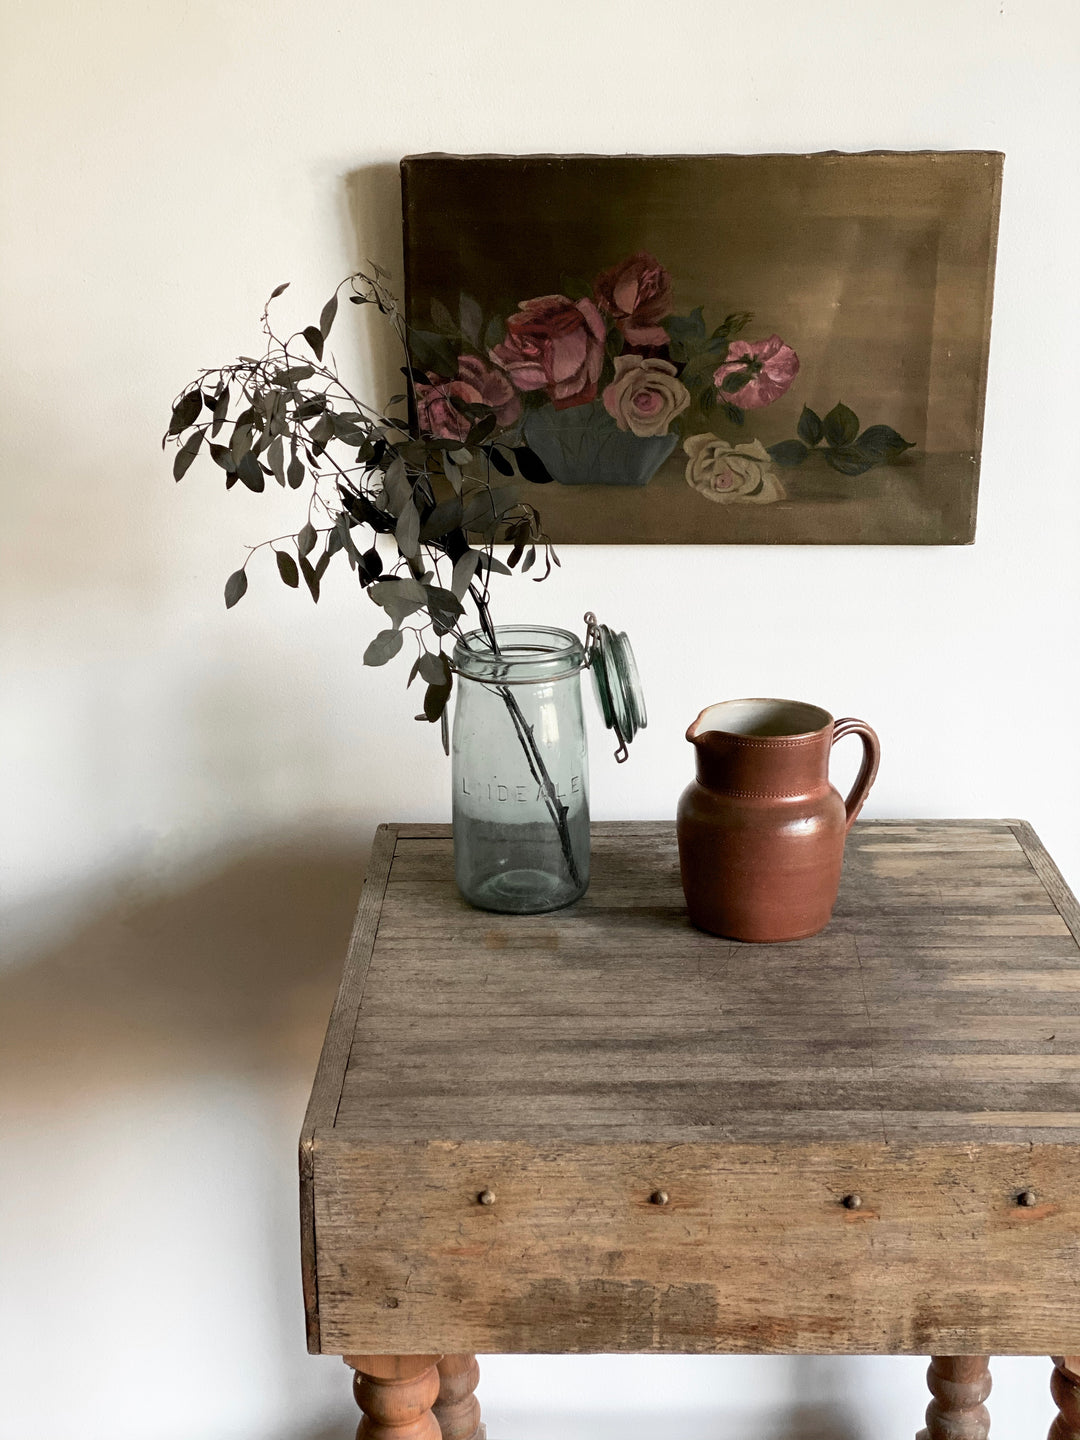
[691,698,832,739]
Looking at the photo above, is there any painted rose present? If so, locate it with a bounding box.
[602,355,691,438]
[416,355,521,441]
[489,295,606,409]
[713,335,799,409]
[593,252,674,346]
[683,434,785,504]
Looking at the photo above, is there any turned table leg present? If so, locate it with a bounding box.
[434,1354,486,1440]
[916,1355,992,1440]
[1050,1356,1080,1438]
[345,1354,443,1440]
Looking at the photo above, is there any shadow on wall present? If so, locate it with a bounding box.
[0,837,370,1440]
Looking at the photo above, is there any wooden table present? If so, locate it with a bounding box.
[300,820,1080,1439]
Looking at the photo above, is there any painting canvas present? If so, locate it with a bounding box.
[401,152,1001,545]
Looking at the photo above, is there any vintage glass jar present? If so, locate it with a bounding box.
[451,625,590,914]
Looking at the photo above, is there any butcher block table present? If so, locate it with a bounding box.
[300,820,1080,1439]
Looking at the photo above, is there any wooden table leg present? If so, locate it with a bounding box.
[1050,1356,1080,1438]
[916,1355,991,1440]
[434,1354,486,1440]
[345,1354,443,1440]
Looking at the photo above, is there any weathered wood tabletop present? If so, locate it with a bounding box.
[300,819,1080,1367]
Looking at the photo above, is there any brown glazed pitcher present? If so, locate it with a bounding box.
[677,699,880,942]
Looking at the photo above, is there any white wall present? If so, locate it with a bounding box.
[2,0,1078,1435]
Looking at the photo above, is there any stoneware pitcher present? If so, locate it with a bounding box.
[677,698,880,942]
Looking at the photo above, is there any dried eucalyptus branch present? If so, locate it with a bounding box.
[163,266,581,883]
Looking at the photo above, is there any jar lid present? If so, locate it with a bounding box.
[584,612,647,763]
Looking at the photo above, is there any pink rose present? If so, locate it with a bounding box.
[489,295,606,410]
[602,355,691,438]
[713,335,799,409]
[416,355,522,441]
[593,252,674,346]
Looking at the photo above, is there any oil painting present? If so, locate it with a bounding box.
[401,152,1001,544]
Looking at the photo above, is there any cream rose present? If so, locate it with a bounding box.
[683,435,785,504]
[602,355,691,438]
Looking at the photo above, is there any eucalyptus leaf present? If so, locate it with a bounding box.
[211,385,230,436]
[269,281,290,299]
[382,457,411,515]
[299,555,320,602]
[209,442,236,473]
[287,453,305,489]
[424,585,463,636]
[485,445,514,477]
[224,568,248,608]
[275,550,299,587]
[172,429,203,480]
[513,447,554,484]
[368,577,427,626]
[319,292,338,340]
[363,628,404,666]
[303,325,324,361]
[450,549,479,600]
[297,522,317,556]
[267,435,285,485]
[395,496,421,559]
[237,451,265,491]
[418,651,450,686]
[168,389,202,436]
[423,678,452,722]
[443,455,462,493]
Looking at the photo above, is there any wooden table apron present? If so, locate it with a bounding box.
[299,820,1080,1358]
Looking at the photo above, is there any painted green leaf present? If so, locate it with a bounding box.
[823,401,859,448]
[768,439,810,467]
[797,406,824,447]
[824,446,875,476]
[854,424,915,463]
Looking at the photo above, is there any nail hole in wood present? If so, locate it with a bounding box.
[649,1189,669,1206]
[1017,1188,1037,1207]
[842,1193,862,1210]
[477,1188,496,1206]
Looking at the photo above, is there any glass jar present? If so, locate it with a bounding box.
[451,625,590,914]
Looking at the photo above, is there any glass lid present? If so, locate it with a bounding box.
[584,612,647,763]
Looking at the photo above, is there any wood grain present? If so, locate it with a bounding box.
[301,820,1080,1355]
[299,823,397,1352]
[314,1136,1080,1355]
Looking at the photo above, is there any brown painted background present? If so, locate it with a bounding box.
[402,152,1002,544]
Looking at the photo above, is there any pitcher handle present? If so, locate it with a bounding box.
[831,717,881,832]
